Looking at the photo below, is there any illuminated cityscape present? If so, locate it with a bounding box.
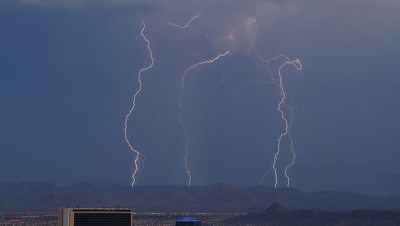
[0,211,244,225]
[0,212,56,226]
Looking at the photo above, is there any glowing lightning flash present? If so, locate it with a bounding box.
[124,20,154,186]
[169,12,200,29]
[220,17,302,188]
[178,51,230,186]
[261,55,302,187]
[172,15,303,187]
[126,15,302,188]
[280,59,302,187]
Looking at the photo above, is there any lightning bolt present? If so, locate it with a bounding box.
[169,12,200,29]
[124,20,154,186]
[256,54,302,187]
[246,18,257,54]
[125,15,302,187]
[178,51,230,186]
[213,17,302,187]
[284,128,295,187]
[198,17,302,187]
[275,58,302,188]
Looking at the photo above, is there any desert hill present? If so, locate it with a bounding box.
[1,182,400,212]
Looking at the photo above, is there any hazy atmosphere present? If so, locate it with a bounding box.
[1,0,400,195]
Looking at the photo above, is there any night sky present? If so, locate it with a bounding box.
[1,0,400,194]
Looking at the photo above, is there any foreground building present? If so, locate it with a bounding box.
[57,208,133,226]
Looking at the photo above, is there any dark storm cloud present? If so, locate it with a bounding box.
[1,0,400,193]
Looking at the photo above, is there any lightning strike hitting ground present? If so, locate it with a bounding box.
[172,15,302,187]
[124,20,154,186]
[178,51,230,186]
[256,54,302,187]
[214,17,302,187]
[127,14,302,187]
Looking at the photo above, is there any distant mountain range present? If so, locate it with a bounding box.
[1,181,400,212]
[290,163,400,196]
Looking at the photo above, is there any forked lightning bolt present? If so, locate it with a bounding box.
[257,54,302,187]
[124,20,154,186]
[125,14,302,188]
[170,14,303,187]
[218,17,302,187]
[178,51,230,186]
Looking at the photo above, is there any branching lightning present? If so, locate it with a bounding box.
[125,13,303,188]
[169,12,200,29]
[255,54,302,187]
[178,51,230,186]
[170,13,302,187]
[211,16,303,187]
[124,20,154,186]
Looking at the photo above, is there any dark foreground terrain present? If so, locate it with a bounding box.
[224,202,400,226]
[2,208,399,226]
[1,181,400,213]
